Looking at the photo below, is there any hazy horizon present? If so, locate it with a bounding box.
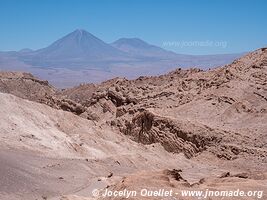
[0,0,267,55]
[1,28,249,56]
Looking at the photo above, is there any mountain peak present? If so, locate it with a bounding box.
[112,38,150,48]
[75,28,86,32]
[68,29,95,40]
[111,37,177,57]
[72,29,89,35]
[30,29,126,63]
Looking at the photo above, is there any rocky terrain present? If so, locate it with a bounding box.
[0,48,266,200]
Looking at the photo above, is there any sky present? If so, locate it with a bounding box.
[0,0,266,55]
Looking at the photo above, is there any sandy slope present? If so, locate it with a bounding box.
[0,92,222,200]
[0,90,266,200]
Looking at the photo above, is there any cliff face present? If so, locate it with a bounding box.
[54,48,267,160]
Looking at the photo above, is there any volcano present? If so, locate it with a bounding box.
[21,29,130,68]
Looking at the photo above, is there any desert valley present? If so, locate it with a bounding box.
[0,47,266,199]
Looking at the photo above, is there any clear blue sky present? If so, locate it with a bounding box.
[0,0,266,54]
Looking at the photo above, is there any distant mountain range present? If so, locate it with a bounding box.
[0,29,245,87]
